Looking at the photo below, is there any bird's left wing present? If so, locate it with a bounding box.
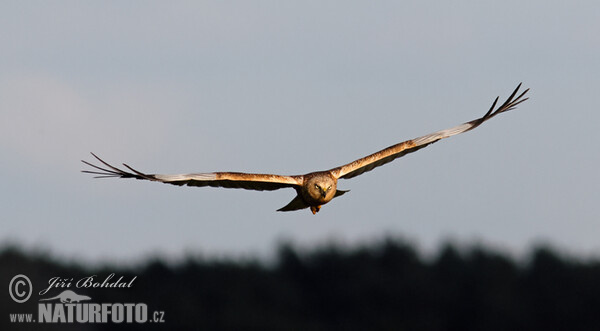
[82,153,303,191]
[330,84,529,180]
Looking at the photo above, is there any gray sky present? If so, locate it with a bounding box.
[1,1,598,264]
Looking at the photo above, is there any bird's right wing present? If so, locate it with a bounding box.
[82,153,303,191]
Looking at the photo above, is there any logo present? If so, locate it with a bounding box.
[9,274,32,303]
[39,290,91,303]
[8,273,166,325]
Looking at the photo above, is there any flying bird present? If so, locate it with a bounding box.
[83,84,529,214]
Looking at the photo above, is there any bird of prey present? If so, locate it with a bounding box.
[83,84,529,214]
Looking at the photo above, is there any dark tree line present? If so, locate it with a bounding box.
[2,239,600,330]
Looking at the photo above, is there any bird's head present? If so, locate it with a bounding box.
[305,174,337,203]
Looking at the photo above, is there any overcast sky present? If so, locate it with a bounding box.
[1,1,598,264]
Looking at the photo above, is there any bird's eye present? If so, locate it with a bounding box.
[327,185,332,191]
[314,184,319,189]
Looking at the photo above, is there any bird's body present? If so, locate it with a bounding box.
[83,84,529,214]
[292,171,343,214]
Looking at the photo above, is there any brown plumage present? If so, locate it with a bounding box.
[82,84,529,214]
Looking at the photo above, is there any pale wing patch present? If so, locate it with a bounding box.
[411,123,472,146]
[154,173,217,182]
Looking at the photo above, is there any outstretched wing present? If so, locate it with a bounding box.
[82,153,303,191]
[330,84,529,180]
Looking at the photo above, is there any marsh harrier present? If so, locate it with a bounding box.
[83,84,529,214]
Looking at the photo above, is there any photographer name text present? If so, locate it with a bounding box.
[39,274,137,295]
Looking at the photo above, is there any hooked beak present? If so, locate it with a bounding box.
[320,188,328,198]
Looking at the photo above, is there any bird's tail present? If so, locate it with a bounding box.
[277,194,309,212]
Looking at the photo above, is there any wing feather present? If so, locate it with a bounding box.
[331,84,529,179]
[82,153,303,191]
